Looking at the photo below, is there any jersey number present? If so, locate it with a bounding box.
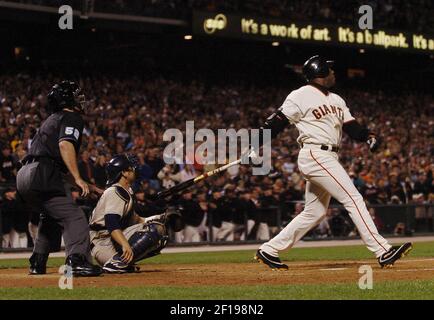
[65,127,80,140]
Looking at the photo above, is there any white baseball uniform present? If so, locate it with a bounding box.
[89,184,161,265]
[260,84,392,258]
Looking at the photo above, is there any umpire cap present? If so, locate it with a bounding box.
[47,81,87,113]
[106,154,140,187]
[302,55,334,81]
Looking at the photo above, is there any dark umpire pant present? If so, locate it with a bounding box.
[16,157,91,258]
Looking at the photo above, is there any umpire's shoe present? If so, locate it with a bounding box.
[65,254,103,277]
[255,249,288,271]
[378,242,413,268]
[29,253,49,275]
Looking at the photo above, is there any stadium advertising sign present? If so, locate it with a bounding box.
[193,11,434,52]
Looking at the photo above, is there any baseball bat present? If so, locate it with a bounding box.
[154,158,243,200]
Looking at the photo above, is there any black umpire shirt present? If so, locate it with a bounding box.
[29,110,84,172]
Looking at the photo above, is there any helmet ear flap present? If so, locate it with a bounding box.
[105,171,123,187]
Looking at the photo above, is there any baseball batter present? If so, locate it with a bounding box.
[254,55,412,270]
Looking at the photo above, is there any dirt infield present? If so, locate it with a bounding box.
[1,258,433,288]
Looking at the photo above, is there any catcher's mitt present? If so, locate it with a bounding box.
[164,205,185,232]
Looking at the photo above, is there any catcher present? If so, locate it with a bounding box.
[89,154,182,273]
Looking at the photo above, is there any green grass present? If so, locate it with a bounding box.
[0,281,433,300]
[0,241,433,300]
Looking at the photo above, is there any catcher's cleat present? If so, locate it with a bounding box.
[103,263,140,274]
[103,255,139,274]
[254,249,288,271]
[29,253,49,275]
[378,242,413,268]
[65,254,103,277]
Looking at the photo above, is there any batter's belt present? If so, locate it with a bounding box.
[300,143,340,153]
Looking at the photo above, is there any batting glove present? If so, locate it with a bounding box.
[367,134,380,152]
[241,148,261,164]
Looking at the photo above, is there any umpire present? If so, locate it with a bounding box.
[16,81,102,277]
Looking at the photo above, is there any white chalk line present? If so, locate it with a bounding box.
[395,268,434,272]
[400,258,434,263]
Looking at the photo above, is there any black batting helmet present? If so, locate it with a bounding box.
[47,81,87,113]
[302,55,334,81]
[105,154,140,187]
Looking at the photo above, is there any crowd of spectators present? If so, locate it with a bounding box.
[6,0,434,33]
[0,73,432,248]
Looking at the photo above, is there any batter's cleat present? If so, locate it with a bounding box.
[29,253,49,275]
[378,242,413,268]
[65,254,103,277]
[103,255,139,274]
[254,249,288,271]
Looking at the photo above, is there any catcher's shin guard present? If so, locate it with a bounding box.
[129,222,168,262]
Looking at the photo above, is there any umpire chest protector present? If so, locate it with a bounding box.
[17,110,84,200]
[29,111,84,170]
